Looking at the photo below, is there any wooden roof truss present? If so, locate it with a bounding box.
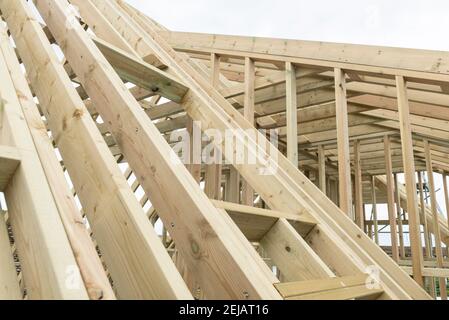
[2,0,449,300]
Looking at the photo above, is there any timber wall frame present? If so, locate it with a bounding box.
[0,0,448,300]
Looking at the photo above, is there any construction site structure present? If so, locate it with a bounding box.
[0,0,448,300]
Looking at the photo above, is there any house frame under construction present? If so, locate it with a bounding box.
[0,0,448,300]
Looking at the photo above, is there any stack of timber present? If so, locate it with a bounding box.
[3,0,449,300]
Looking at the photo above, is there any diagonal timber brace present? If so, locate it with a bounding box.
[31,0,282,299]
[109,0,429,299]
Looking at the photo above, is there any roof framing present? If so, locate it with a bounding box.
[1,0,448,300]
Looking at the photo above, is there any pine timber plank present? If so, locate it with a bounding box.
[0,28,115,300]
[0,212,21,300]
[225,213,277,242]
[394,173,407,258]
[116,0,430,299]
[241,56,255,206]
[396,75,424,287]
[186,117,202,183]
[212,200,317,239]
[334,68,353,217]
[416,171,437,298]
[0,23,88,299]
[347,81,449,108]
[383,136,400,263]
[443,173,449,229]
[349,94,449,122]
[402,266,449,279]
[370,176,379,244]
[93,36,187,102]
[423,139,447,299]
[317,145,326,193]
[215,207,280,286]
[159,31,449,83]
[353,140,364,229]
[225,167,240,203]
[286,285,383,300]
[69,0,166,68]
[275,275,382,300]
[0,0,446,301]
[35,0,281,300]
[69,0,140,55]
[221,67,321,101]
[285,61,298,167]
[204,53,222,200]
[259,219,334,282]
[0,145,20,192]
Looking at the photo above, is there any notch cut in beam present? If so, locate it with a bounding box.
[0,146,21,192]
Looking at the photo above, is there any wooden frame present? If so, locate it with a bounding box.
[2,0,191,300]
[0,0,447,300]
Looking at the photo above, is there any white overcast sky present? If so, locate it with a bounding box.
[125,0,449,51]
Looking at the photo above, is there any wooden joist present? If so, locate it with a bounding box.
[0,25,115,300]
[0,20,88,299]
[353,140,364,229]
[241,56,256,206]
[275,275,383,300]
[0,145,20,192]
[36,0,280,299]
[212,200,317,240]
[285,61,298,167]
[160,30,449,84]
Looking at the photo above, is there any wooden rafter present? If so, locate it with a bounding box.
[1,0,448,301]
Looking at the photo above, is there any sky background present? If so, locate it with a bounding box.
[125,0,449,51]
[124,0,449,246]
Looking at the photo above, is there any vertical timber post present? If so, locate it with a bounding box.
[396,75,424,287]
[204,53,222,199]
[334,68,353,218]
[285,61,298,168]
